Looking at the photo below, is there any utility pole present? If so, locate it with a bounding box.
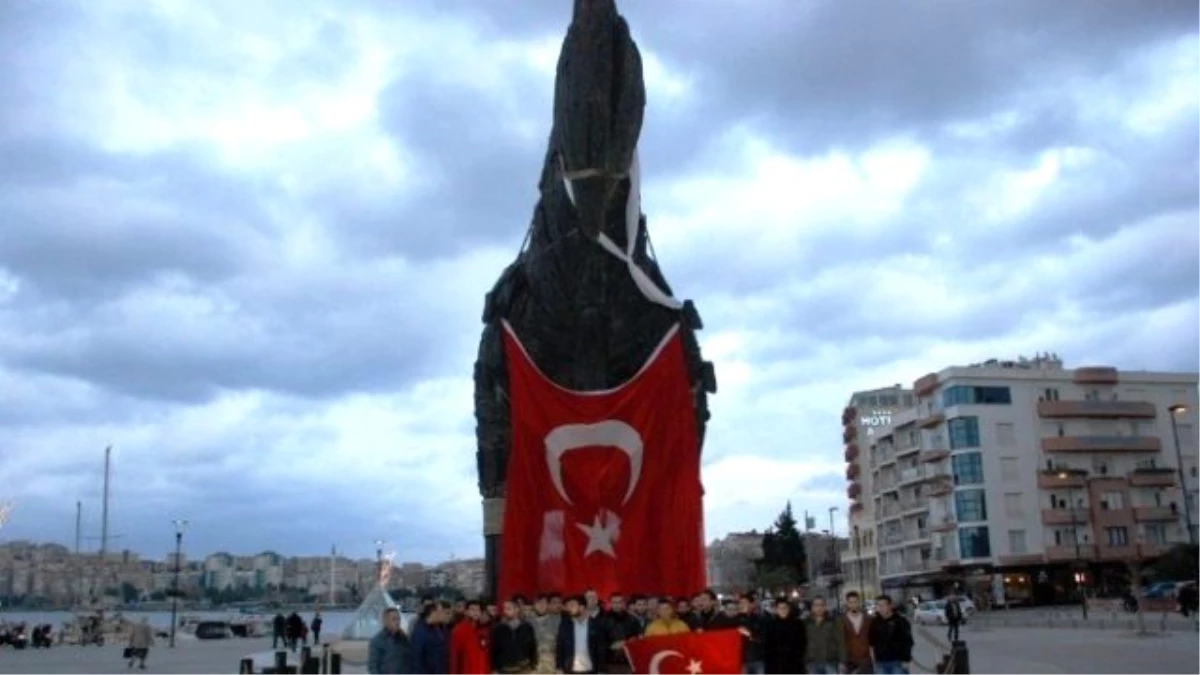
[330,545,336,606]
[74,501,82,607]
[1061,474,1089,620]
[1168,405,1196,545]
[828,506,841,609]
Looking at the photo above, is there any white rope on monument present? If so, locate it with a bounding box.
[561,149,684,311]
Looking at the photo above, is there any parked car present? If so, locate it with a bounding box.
[913,601,947,625]
[1143,581,1184,599]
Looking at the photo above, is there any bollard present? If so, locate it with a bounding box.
[321,645,330,674]
[951,639,970,674]
[303,657,320,674]
[330,652,342,674]
[240,657,254,674]
[275,650,288,674]
[300,646,311,665]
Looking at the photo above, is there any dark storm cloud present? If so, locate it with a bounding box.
[0,139,273,301]
[323,67,550,258]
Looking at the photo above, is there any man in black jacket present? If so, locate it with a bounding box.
[491,599,537,674]
[867,595,913,675]
[600,593,642,673]
[556,595,606,674]
[737,593,766,675]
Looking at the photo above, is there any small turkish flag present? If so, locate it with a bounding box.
[624,630,742,675]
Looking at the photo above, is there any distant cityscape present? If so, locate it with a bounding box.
[0,530,850,608]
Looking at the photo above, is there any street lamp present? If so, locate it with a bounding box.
[1058,474,1088,620]
[169,519,189,648]
[852,524,866,600]
[375,539,384,587]
[1168,404,1196,546]
[828,507,841,609]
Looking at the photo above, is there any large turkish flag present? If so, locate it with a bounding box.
[498,321,705,601]
[625,630,743,675]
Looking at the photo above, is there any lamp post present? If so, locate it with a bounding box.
[852,524,866,600]
[828,507,841,609]
[375,540,384,588]
[169,519,189,648]
[1059,474,1087,620]
[1168,404,1196,545]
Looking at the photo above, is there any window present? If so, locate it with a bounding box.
[1054,528,1079,546]
[1004,493,1023,518]
[996,423,1016,447]
[948,417,981,449]
[1008,530,1027,554]
[955,489,989,522]
[1101,491,1124,510]
[1145,524,1167,545]
[1043,388,1060,402]
[1000,457,1020,482]
[952,452,985,485]
[942,386,1013,407]
[958,526,991,559]
[1106,527,1128,546]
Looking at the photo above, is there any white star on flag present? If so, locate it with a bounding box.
[576,510,621,558]
[686,659,703,674]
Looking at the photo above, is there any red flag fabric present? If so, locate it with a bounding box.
[498,321,705,601]
[624,630,743,675]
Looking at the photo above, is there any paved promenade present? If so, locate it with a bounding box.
[1,625,1196,673]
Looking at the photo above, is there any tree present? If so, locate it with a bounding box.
[756,502,808,592]
[1147,544,1198,581]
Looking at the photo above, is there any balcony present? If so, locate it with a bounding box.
[896,443,920,458]
[1133,507,1177,522]
[1096,544,1138,561]
[898,467,927,486]
[914,373,939,397]
[1037,400,1156,419]
[1037,469,1088,489]
[917,412,945,429]
[920,449,949,463]
[843,426,858,443]
[842,406,857,426]
[1045,545,1087,562]
[844,443,859,462]
[1041,508,1090,525]
[1074,366,1119,385]
[1129,468,1176,488]
[932,519,957,533]
[1138,542,1171,558]
[1041,435,1161,454]
[846,463,861,480]
[928,480,953,497]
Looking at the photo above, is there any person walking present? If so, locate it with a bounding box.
[867,596,913,675]
[840,592,873,675]
[369,608,412,674]
[803,596,846,674]
[311,612,324,645]
[126,618,154,670]
[943,593,964,644]
[272,613,287,649]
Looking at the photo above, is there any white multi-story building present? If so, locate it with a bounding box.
[847,354,1198,606]
[842,385,915,599]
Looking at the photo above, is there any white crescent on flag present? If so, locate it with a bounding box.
[544,419,644,506]
[648,649,685,675]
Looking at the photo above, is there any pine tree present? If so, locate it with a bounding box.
[756,502,808,591]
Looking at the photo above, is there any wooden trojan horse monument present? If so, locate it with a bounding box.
[473,0,716,598]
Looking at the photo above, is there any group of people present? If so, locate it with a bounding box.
[0,620,54,649]
[368,589,915,674]
[271,610,324,650]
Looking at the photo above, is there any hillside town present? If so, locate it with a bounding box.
[0,529,849,608]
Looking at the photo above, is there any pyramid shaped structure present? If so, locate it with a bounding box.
[340,584,400,640]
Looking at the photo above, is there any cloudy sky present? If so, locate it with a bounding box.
[1,0,1197,565]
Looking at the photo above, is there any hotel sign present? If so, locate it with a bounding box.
[859,411,893,427]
